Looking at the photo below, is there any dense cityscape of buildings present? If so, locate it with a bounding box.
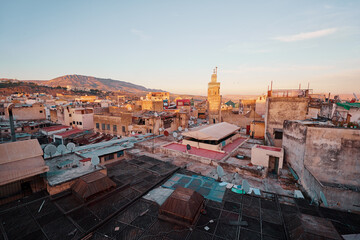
[0,69,359,240]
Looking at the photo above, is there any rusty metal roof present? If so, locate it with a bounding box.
[71,171,116,201]
[159,187,204,226]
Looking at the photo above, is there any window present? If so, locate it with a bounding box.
[102,123,105,130]
[107,124,110,130]
[79,122,82,125]
[117,151,124,157]
[122,126,126,133]
[73,121,75,124]
[113,125,117,132]
[31,127,34,130]
[96,123,99,129]
[69,114,72,117]
[104,154,115,161]
[70,122,72,125]
[39,110,43,113]
[274,130,283,140]
[76,121,79,125]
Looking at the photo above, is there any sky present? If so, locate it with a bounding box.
[0,0,359,95]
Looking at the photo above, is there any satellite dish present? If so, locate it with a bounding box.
[57,144,66,155]
[164,130,169,136]
[172,132,178,138]
[217,165,225,178]
[159,128,163,132]
[91,156,100,166]
[185,128,188,132]
[154,112,158,117]
[66,142,76,152]
[320,191,328,207]
[131,131,135,135]
[242,179,250,193]
[178,126,182,131]
[44,144,57,157]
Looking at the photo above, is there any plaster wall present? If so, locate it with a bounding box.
[265,97,309,147]
[304,127,360,186]
[282,121,308,179]
[250,145,284,169]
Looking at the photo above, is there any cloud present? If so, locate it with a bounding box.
[274,28,337,42]
[130,29,151,40]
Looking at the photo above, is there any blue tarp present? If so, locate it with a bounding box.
[162,173,226,202]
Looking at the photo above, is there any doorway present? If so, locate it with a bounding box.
[268,156,279,174]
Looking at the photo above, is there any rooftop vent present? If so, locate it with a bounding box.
[158,187,204,226]
[71,171,116,202]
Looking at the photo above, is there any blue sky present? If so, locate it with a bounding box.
[1,0,359,95]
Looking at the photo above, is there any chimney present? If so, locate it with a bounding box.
[8,104,16,142]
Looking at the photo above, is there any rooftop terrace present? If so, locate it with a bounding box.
[0,156,359,240]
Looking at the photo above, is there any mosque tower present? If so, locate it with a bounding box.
[207,67,221,124]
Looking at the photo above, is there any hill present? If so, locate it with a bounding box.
[27,75,164,93]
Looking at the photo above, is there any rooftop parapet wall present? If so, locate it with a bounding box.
[304,126,360,187]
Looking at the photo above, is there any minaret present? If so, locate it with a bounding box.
[207,67,221,124]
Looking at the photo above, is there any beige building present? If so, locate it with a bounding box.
[141,100,164,112]
[251,145,284,174]
[146,92,170,101]
[250,120,265,138]
[51,107,94,130]
[94,112,133,137]
[207,68,221,124]
[5,103,46,121]
[131,111,188,135]
[265,96,309,147]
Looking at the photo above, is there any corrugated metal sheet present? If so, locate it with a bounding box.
[182,122,240,141]
[0,139,43,164]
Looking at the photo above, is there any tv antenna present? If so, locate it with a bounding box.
[44,144,57,157]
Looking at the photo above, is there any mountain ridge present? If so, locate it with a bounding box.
[25,74,164,93]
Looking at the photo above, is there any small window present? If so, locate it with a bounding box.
[113,125,117,132]
[96,123,100,129]
[107,124,110,130]
[31,127,34,130]
[76,121,79,125]
[117,151,124,158]
[274,130,283,140]
[39,110,43,113]
[70,122,72,125]
[79,122,82,125]
[73,121,75,124]
[122,126,126,133]
[104,154,115,161]
[102,123,105,130]
[69,114,72,117]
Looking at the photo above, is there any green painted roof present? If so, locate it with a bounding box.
[336,102,360,110]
